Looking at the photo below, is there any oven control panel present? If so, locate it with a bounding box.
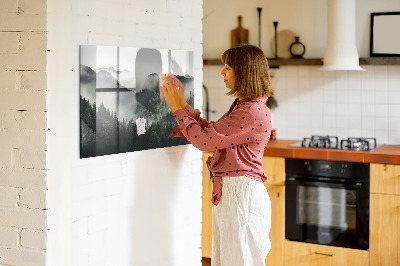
[286,158,369,180]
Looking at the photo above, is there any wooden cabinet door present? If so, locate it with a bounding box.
[202,152,213,258]
[264,184,284,266]
[284,241,369,266]
[262,156,285,186]
[370,193,400,266]
[370,163,400,195]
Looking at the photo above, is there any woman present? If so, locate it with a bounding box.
[161,44,273,266]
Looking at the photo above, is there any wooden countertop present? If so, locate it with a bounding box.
[263,139,400,165]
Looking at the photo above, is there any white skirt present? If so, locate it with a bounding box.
[212,176,271,266]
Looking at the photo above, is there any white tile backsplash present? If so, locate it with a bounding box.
[204,65,400,144]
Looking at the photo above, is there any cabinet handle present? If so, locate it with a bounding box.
[314,252,335,257]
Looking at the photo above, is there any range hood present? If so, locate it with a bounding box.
[320,0,365,71]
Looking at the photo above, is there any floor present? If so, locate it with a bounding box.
[202,257,211,266]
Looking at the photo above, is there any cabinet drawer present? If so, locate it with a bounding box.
[284,241,369,266]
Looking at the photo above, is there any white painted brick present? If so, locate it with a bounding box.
[0,227,19,247]
[16,70,47,91]
[0,13,46,32]
[0,149,11,168]
[0,110,46,130]
[0,208,46,230]
[0,0,18,13]
[0,33,47,71]
[0,187,19,208]
[20,149,46,170]
[0,32,20,54]
[0,247,45,266]
[19,0,47,15]
[19,189,46,209]
[0,91,46,111]
[0,129,46,150]
[0,71,16,90]
[20,229,46,249]
[0,169,47,189]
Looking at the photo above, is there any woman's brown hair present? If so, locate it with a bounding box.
[221,44,273,99]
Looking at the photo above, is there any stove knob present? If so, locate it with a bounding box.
[340,164,347,174]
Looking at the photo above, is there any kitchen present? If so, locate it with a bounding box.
[202,0,400,265]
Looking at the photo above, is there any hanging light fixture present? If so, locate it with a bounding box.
[320,0,365,71]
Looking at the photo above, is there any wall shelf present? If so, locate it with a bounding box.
[203,57,400,67]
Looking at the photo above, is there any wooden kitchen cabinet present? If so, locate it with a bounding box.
[370,163,400,266]
[202,152,213,258]
[201,154,286,266]
[264,184,285,266]
[284,241,369,266]
[370,163,400,195]
[370,193,400,266]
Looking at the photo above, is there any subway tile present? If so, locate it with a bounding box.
[348,90,362,103]
[349,128,362,137]
[362,116,375,130]
[298,67,311,78]
[361,104,375,117]
[388,91,400,104]
[388,104,400,117]
[323,103,336,115]
[286,77,299,89]
[374,65,388,77]
[285,66,298,77]
[298,77,310,89]
[374,90,388,104]
[336,90,349,103]
[374,117,389,131]
[375,104,389,117]
[336,115,348,129]
[374,130,389,144]
[388,65,400,76]
[388,117,400,131]
[388,131,400,144]
[361,129,375,138]
[348,116,362,129]
[348,103,362,116]
[362,90,375,104]
[348,76,362,90]
[336,103,349,116]
[388,75,400,91]
[374,77,388,91]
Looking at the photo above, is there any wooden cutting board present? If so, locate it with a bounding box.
[231,16,249,48]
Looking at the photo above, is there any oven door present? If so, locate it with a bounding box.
[285,177,369,250]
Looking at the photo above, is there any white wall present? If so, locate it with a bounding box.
[203,0,400,58]
[0,0,48,265]
[46,0,203,265]
[203,0,400,145]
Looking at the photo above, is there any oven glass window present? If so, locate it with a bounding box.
[297,186,356,230]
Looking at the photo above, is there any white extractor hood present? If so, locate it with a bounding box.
[320,0,365,71]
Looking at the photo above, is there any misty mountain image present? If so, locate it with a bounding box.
[96,68,125,89]
[80,64,96,104]
[96,67,135,89]
[80,67,194,158]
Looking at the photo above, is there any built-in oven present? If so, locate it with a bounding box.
[285,158,370,250]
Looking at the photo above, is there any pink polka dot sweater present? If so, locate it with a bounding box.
[169,97,272,206]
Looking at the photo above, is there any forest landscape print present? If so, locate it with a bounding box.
[80,45,194,158]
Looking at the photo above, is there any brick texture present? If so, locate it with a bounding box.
[0,0,47,264]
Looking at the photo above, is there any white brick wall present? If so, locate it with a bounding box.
[0,0,48,265]
[46,1,203,266]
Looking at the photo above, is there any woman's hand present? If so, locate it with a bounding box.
[167,74,187,108]
[161,75,185,113]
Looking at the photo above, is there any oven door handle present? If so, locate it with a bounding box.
[287,177,364,189]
